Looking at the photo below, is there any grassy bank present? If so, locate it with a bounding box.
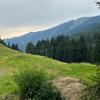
[0,44,97,96]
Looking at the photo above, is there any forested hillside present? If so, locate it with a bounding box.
[25,32,100,63]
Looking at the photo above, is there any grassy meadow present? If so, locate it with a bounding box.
[0,43,97,96]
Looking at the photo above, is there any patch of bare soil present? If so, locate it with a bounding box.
[52,77,86,100]
[0,68,5,77]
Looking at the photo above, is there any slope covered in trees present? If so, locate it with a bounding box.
[25,32,100,64]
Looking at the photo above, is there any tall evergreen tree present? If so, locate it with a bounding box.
[11,44,19,51]
[26,42,35,54]
[95,34,100,64]
[0,39,5,45]
[7,42,11,48]
[76,36,88,62]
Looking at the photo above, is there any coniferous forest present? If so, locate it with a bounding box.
[25,32,100,64]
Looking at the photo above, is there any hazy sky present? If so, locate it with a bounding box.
[0,0,100,39]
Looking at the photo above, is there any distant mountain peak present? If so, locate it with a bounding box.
[5,15,100,50]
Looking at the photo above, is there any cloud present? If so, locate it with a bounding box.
[0,0,99,38]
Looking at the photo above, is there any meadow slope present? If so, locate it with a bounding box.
[0,44,97,96]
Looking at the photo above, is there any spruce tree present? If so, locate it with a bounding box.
[25,42,35,54]
[77,36,88,62]
[95,34,100,64]
[11,44,19,51]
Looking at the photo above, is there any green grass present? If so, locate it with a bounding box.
[0,44,97,96]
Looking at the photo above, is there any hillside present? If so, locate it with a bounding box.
[5,15,100,50]
[0,44,97,96]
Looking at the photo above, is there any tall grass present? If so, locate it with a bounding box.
[82,67,100,100]
[14,68,62,100]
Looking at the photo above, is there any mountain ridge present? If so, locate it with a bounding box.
[4,15,100,50]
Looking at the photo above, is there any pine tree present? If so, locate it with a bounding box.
[0,39,5,45]
[25,42,35,54]
[7,42,11,48]
[11,44,19,51]
[76,35,88,62]
[95,34,100,64]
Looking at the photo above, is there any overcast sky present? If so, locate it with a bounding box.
[0,0,100,39]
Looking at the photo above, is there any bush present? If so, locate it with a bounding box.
[14,68,46,100]
[36,82,62,100]
[14,68,62,100]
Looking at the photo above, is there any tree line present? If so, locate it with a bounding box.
[0,39,19,51]
[1,32,100,64]
[0,39,6,45]
[25,33,100,64]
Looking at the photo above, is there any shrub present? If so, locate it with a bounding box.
[14,68,46,100]
[36,82,62,100]
[14,68,62,100]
